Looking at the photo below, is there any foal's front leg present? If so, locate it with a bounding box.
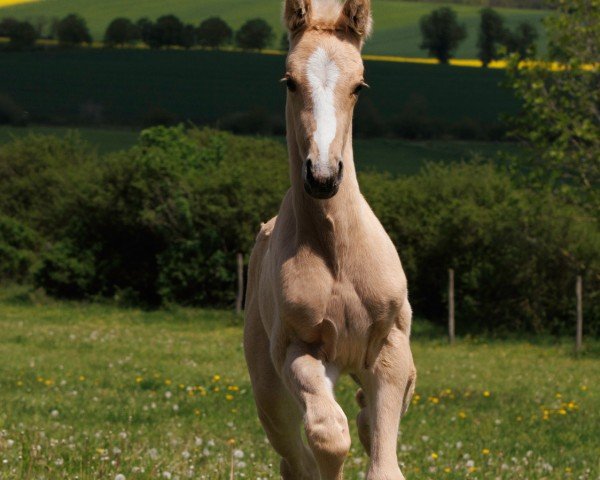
[359,328,416,480]
[281,342,351,480]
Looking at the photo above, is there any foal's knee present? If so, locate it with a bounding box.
[305,402,351,467]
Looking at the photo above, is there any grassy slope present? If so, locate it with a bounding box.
[0,294,597,479]
[0,126,523,175]
[0,49,518,127]
[0,0,548,57]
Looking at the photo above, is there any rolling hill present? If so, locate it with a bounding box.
[0,0,548,58]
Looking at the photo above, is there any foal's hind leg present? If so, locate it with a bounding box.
[357,328,416,480]
[244,313,317,479]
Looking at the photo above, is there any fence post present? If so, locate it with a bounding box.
[448,268,455,345]
[236,253,244,315]
[576,275,583,353]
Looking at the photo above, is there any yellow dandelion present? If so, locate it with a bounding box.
[429,396,440,404]
[559,409,567,415]
[227,438,236,446]
[483,390,491,397]
[580,385,588,391]
[444,467,452,473]
[164,379,172,385]
[225,394,234,401]
[212,374,221,382]
[458,411,467,419]
[194,409,201,416]
[482,448,490,455]
[468,466,477,473]
[16,380,23,387]
[79,375,85,381]
[555,393,562,398]
[44,379,54,386]
[430,452,438,460]
[227,385,239,391]
[135,376,143,383]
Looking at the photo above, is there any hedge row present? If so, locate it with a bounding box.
[0,127,597,334]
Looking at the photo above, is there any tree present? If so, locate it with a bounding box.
[506,0,599,213]
[477,8,508,67]
[0,18,37,49]
[180,24,197,49]
[149,15,184,49]
[419,7,467,64]
[197,17,232,48]
[56,14,92,46]
[8,21,37,49]
[136,18,153,46]
[235,18,274,51]
[104,17,139,47]
[0,17,19,37]
[504,21,538,59]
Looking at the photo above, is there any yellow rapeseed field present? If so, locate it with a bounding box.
[0,0,39,6]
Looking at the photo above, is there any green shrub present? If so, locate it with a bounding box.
[0,127,596,332]
[34,241,96,299]
[0,132,97,234]
[157,235,236,306]
[26,126,287,306]
[361,163,600,334]
[0,215,38,282]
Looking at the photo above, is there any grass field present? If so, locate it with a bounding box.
[0,49,518,127]
[0,0,548,58]
[0,125,523,175]
[0,289,598,479]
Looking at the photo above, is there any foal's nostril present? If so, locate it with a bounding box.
[303,158,343,199]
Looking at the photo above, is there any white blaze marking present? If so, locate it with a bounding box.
[306,47,340,176]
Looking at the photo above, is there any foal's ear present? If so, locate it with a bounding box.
[338,0,373,39]
[283,0,312,33]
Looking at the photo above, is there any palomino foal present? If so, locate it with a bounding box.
[244,0,416,478]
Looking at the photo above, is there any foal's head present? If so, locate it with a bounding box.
[283,0,372,199]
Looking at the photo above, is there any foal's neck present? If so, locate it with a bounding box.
[287,125,362,269]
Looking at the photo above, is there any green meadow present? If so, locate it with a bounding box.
[0,0,548,58]
[0,290,598,479]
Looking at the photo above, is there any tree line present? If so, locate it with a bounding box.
[0,7,539,66]
[0,14,277,51]
[419,6,538,65]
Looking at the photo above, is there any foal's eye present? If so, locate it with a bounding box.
[286,77,297,92]
[353,81,370,96]
[281,74,297,92]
